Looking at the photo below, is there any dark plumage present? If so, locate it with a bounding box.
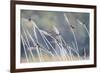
[28,18,31,21]
[70,25,75,29]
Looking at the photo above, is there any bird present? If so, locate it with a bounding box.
[28,18,31,21]
[70,25,75,29]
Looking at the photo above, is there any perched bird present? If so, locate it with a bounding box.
[28,18,31,21]
[36,43,40,48]
[70,25,75,29]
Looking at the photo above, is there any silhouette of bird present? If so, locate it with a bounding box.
[70,25,75,29]
[28,18,31,21]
